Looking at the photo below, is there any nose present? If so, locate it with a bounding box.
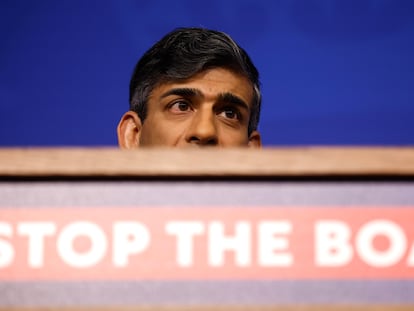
[185,108,218,146]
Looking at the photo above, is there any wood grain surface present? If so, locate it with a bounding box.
[0,147,413,177]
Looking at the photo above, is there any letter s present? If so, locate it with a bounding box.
[0,222,14,268]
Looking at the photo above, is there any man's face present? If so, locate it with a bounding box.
[118,68,261,148]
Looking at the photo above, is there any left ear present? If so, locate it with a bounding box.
[248,130,262,148]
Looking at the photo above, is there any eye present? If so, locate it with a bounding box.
[218,108,240,120]
[169,100,192,113]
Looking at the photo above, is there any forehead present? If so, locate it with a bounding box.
[150,68,254,105]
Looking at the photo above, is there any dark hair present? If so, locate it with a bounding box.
[129,27,261,134]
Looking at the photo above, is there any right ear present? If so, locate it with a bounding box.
[117,111,142,149]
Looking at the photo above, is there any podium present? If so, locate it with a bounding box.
[1,147,414,310]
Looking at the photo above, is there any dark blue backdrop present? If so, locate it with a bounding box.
[1,0,413,146]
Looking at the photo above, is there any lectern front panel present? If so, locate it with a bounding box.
[1,180,414,310]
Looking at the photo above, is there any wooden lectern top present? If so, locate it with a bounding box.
[0,147,413,178]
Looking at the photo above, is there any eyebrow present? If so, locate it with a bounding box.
[217,92,250,112]
[160,87,250,111]
[160,88,201,99]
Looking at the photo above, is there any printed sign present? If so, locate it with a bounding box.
[1,207,413,280]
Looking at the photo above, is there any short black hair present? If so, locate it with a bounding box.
[129,27,261,134]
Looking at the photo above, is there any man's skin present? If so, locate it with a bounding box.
[117,68,261,148]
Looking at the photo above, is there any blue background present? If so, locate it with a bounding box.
[1,0,413,147]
